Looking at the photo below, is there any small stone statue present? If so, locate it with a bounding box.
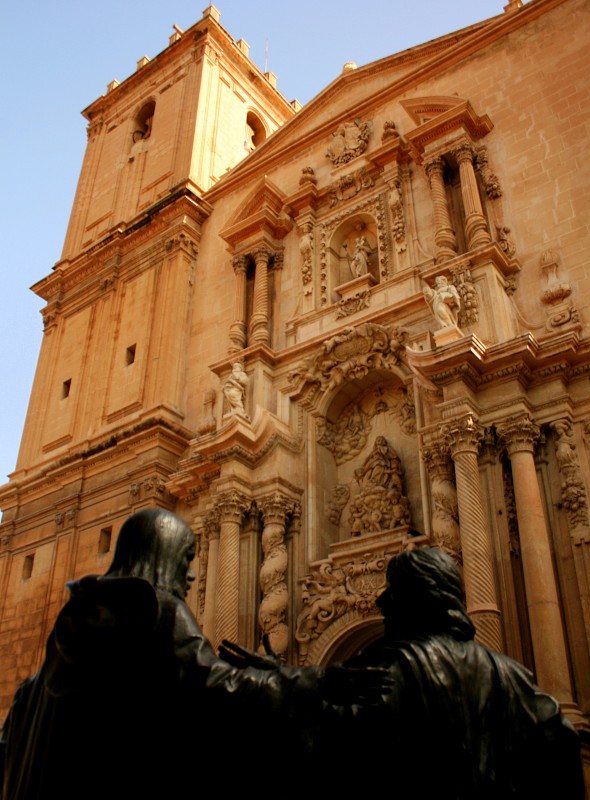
[223,361,249,417]
[331,548,584,798]
[424,274,461,328]
[349,236,371,278]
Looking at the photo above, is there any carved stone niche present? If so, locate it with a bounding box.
[330,214,379,301]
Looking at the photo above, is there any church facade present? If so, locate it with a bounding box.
[1,0,589,760]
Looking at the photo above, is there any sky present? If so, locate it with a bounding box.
[0,0,507,483]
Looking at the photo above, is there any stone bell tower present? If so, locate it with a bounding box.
[0,4,295,715]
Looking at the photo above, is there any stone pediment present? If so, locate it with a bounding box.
[219,176,292,248]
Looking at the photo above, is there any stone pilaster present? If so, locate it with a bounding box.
[424,156,458,262]
[202,513,220,641]
[249,245,273,345]
[497,414,574,707]
[258,492,294,661]
[228,254,248,354]
[452,142,491,250]
[444,414,503,651]
[213,491,249,648]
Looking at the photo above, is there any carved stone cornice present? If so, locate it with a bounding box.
[496,414,540,455]
[442,414,485,456]
[404,98,493,164]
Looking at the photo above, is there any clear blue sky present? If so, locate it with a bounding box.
[0,0,505,482]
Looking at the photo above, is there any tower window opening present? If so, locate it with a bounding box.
[61,379,72,399]
[22,553,34,580]
[245,112,266,151]
[125,344,136,365]
[98,526,112,555]
[132,100,155,143]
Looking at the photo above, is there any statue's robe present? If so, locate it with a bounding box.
[0,575,322,800]
[335,634,584,799]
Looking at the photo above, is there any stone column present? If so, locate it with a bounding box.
[497,414,574,706]
[444,414,503,650]
[424,156,458,263]
[214,491,249,648]
[258,493,293,661]
[201,513,219,641]
[249,245,273,345]
[452,142,491,250]
[422,440,461,560]
[228,255,248,354]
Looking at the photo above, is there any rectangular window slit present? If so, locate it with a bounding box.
[61,379,71,399]
[22,553,34,580]
[125,345,136,366]
[98,526,112,554]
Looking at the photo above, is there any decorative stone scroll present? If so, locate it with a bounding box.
[474,147,502,199]
[540,250,580,331]
[349,436,411,536]
[289,322,409,402]
[326,118,371,165]
[389,177,406,253]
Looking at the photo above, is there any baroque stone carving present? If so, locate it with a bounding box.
[349,436,411,536]
[298,222,314,291]
[223,362,249,419]
[299,165,317,185]
[496,225,516,257]
[389,178,406,253]
[424,275,462,329]
[289,322,408,398]
[451,263,479,326]
[540,250,580,331]
[550,419,590,532]
[326,484,351,525]
[328,167,374,207]
[475,147,502,198]
[347,236,371,278]
[326,118,371,165]
[335,288,371,318]
[422,442,461,560]
[317,401,372,465]
[382,120,397,141]
[296,553,388,651]
[259,493,295,660]
[197,388,217,435]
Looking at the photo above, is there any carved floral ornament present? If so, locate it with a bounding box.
[288,322,409,407]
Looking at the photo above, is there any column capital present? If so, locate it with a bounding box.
[215,490,250,523]
[422,440,453,479]
[231,254,248,274]
[251,244,273,265]
[451,141,476,164]
[424,155,445,179]
[259,492,295,524]
[442,414,485,456]
[497,413,540,455]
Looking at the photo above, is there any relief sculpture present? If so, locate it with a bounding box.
[317,401,372,464]
[349,436,411,536]
[326,119,371,165]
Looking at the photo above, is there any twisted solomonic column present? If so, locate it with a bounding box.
[228,254,248,354]
[213,491,250,649]
[497,414,575,708]
[249,245,273,345]
[258,493,294,661]
[452,142,491,250]
[424,156,458,263]
[443,414,503,651]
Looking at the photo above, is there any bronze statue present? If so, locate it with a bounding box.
[0,509,387,800]
[334,547,584,798]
